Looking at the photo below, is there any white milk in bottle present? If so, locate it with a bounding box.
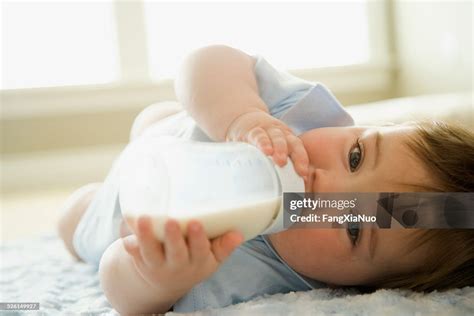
[118,136,304,240]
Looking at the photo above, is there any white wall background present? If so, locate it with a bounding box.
[393,0,473,96]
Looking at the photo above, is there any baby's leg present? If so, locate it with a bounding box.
[129,102,182,141]
[57,183,102,260]
[58,102,182,260]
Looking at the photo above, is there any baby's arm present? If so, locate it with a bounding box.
[175,45,309,176]
[175,45,266,142]
[99,218,243,315]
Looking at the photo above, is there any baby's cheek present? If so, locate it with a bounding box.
[288,230,351,280]
[313,172,348,192]
[285,228,377,285]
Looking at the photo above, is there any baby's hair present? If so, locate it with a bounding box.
[364,120,474,293]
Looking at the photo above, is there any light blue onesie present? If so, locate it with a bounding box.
[72,56,354,312]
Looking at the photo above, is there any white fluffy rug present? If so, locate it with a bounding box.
[1,234,473,315]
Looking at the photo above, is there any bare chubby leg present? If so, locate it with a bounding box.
[129,102,183,141]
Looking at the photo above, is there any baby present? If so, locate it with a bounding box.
[58,45,474,314]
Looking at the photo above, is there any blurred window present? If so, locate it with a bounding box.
[1,0,372,89]
[144,1,370,80]
[1,1,119,89]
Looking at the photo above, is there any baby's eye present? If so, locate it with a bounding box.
[346,220,360,246]
[348,140,363,172]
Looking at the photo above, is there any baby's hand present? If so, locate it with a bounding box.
[121,216,243,294]
[226,110,309,177]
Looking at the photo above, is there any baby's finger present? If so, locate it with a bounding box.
[286,134,310,177]
[247,127,273,156]
[164,219,189,266]
[187,220,211,265]
[122,234,141,258]
[136,216,165,267]
[267,127,288,166]
[119,219,133,238]
[122,235,150,275]
[211,231,244,263]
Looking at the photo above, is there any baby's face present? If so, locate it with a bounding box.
[269,226,429,286]
[299,124,432,193]
[269,124,433,286]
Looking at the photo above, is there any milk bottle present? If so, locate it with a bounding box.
[118,136,304,241]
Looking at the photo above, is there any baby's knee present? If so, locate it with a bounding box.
[130,102,183,141]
